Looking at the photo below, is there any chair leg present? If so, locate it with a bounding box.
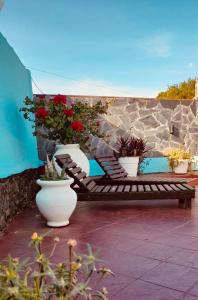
[179,199,185,208]
[179,199,192,209]
[187,198,192,209]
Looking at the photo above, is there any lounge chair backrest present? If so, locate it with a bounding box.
[55,154,97,192]
[95,155,128,179]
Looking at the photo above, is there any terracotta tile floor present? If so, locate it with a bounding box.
[1,183,198,299]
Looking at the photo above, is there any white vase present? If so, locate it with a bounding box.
[174,160,189,174]
[119,156,139,177]
[36,178,77,227]
[53,144,90,175]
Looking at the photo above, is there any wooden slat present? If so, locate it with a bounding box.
[131,185,137,192]
[95,155,115,159]
[104,165,123,170]
[124,185,130,192]
[70,167,82,174]
[151,184,159,192]
[110,185,118,192]
[76,172,87,180]
[109,173,127,179]
[117,185,124,192]
[163,184,174,191]
[182,183,195,191]
[81,177,94,186]
[86,181,96,191]
[176,183,188,191]
[102,185,112,192]
[55,154,70,159]
[169,184,180,191]
[67,162,77,169]
[107,169,125,175]
[98,157,117,162]
[101,161,121,166]
[157,184,166,192]
[138,185,144,192]
[93,185,105,192]
[144,184,151,192]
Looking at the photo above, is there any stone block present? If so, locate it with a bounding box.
[160,100,179,109]
[139,115,160,128]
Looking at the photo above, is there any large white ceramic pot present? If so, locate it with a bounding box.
[53,144,90,175]
[36,178,77,227]
[118,156,139,177]
[174,159,189,174]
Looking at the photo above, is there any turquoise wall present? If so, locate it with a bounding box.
[0,33,41,178]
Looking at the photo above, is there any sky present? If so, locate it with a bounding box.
[0,0,198,97]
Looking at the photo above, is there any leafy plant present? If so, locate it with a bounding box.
[0,233,113,299]
[116,136,149,157]
[20,95,109,151]
[156,78,196,100]
[164,148,192,171]
[40,154,68,181]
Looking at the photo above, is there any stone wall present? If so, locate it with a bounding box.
[35,95,198,159]
[0,168,41,231]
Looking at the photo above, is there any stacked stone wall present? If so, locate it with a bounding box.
[36,95,198,158]
[0,168,41,231]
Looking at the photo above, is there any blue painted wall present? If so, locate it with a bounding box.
[0,33,41,178]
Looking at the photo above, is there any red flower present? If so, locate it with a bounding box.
[71,120,84,132]
[63,109,74,116]
[35,108,48,118]
[53,94,67,105]
[37,94,46,99]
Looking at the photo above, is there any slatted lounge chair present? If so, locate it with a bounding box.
[95,154,187,183]
[55,154,195,208]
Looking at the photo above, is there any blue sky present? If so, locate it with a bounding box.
[0,0,198,97]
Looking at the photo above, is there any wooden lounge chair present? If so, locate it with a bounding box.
[95,154,187,183]
[55,154,195,208]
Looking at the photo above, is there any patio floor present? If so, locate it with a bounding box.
[1,180,198,299]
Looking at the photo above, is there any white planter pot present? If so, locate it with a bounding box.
[118,156,139,177]
[36,178,77,227]
[174,160,189,174]
[53,144,90,175]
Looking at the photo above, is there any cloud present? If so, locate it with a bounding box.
[188,62,193,68]
[137,33,173,58]
[32,76,158,97]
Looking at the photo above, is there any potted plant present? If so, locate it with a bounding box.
[36,155,77,227]
[115,136,148,176]
[164,148,192,174]
[20,94,108,175]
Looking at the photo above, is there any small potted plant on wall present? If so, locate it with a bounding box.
[36,155,77,227]
[115,136,148,176]
[20,95,108,175]
[164,148,192,174]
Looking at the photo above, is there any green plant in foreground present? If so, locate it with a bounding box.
[0,233,113,299]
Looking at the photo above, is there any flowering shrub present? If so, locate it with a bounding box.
[20,95,108,150]
[0,233,113,299]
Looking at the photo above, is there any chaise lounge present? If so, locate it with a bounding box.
[55,154,195,208]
